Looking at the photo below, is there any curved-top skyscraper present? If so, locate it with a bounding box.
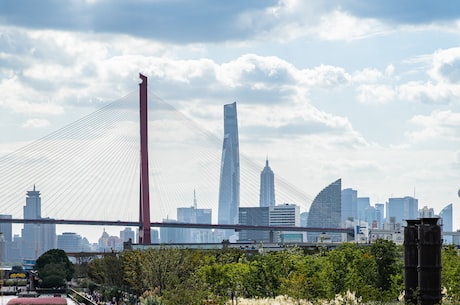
[307,178,342,242]
[259,158,275,207]
[439,203,453,244]
[218,102,240,227]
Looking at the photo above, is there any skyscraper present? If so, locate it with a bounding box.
[386,196,418,224]
[177,192,213,243]
[218,102,240,228]
[307,179,342,242]
[259,159,275,207]
[439,203,453,244]
[21,186,56,259]
[357,197,370,221]
[0,214,12,263]
[0,214,12,243]
[341,188,357,223]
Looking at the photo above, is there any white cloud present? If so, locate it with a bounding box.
[316,10,389,41]
[21,118,50,128]
[398,81,457,104]
[357,84,396,104]
[0,76,65,115]
[300,65,350,87]
[407,110,460,142]
[429,46,460,83]
[385,64,395,77]
[352,68,383,83]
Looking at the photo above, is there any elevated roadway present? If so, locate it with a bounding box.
[0,218,354,234]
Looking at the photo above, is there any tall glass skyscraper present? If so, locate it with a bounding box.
[439,203,453,244]
[386,196,418,224]
[341,188,357,223]
[307,179,342,242]
[218,102,240,227]
[259,159,275,207]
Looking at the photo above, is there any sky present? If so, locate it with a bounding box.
[0,0,460,243]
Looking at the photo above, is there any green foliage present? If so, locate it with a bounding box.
[279,254,327,301]
[369,239,401,291]
[442,244,460,303]
[82,241,409,304]
[88,253,124,288]
[35,248,75,287]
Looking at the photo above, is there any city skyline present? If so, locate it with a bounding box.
[0,1,459,242]
[2,176,454,250]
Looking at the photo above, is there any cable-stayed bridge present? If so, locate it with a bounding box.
[0,75,354,243]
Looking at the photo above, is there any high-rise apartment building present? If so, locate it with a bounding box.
[259,159,275,207]
[218,102,240,230]
[21,186,56,259]
[307,179,342,242]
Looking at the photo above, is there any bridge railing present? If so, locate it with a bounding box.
[68,288,98,305]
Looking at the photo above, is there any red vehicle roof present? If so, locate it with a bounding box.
[7,298,67,305]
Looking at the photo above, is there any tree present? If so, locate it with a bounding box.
[39,263,66,288]
[280,254,327,302]
[369,239,401,291]
[35,249,75,287]
[442,244,460,302]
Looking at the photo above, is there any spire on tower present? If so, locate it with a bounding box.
[193,189,197,209]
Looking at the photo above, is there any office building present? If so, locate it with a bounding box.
[151,229,159,243]
[57,232,84,252]
[341,188,357,223]
[239,204,300,243]
[21,186,56,259]
[364,206,382,230]
[259,159,275,207]
[120,227,135,243]
[386,196,418,224]
[0,214,12,263]
[357,197,370,221]
[307,179,342,242]
[439,203,453,244]
[419,206,435,218]
[375,203,385,229]
[218,102,240,239]
[177,198,213,243]
[0,215,12,242]
[239,207,270,242]
[160,219,181,244]
[270,203,300,242]
[300,211,309,227]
